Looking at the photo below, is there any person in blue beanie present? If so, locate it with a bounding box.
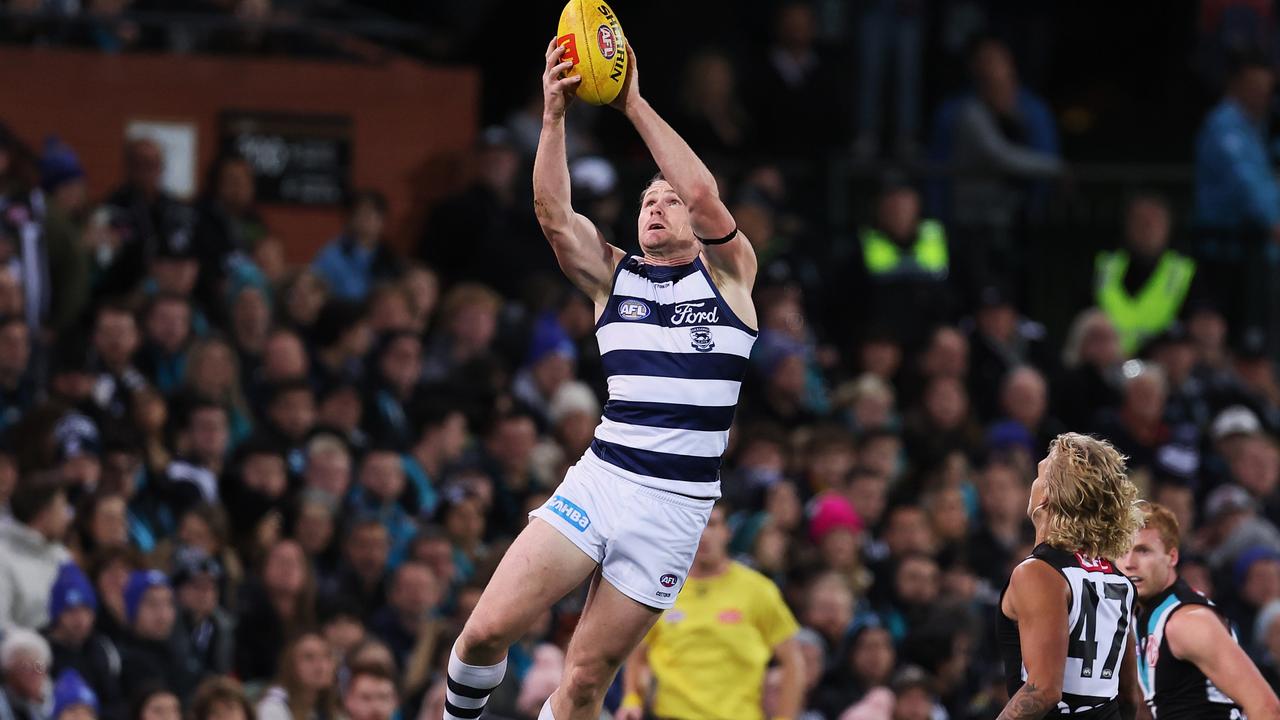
[39,136,93,335]
[51,668,98,720]
[117,570,200,703]
[42,563,123,720]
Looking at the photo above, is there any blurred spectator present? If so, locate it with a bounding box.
[319,517,390,621]
[68,0,142,53]
[363,333,422,450]
[234,539,316,682]
[311,301,371,393]
[512,314,576,428]
[418,127,548,299]
[89,303,145,421]
[750,0,844,155]
[0,475,73,629]
[931,36,1062,290]
[100,138,193,301]
[342,663,398,720]
[311,190,402,303]
[1194,50,1280,343]
[367,560,440,670]
[171,548,234,680]
[189,676,253,720]
[39,136,93,335]
[43,562,123,718]
[117,570,200,701]
[675,50,753,160]
[1094,361,1173,473]
[1095,193,1201,355]
[50,669,98,720]
[420,282,501,387]
[347,449,417,567]
[129,687,180,720]
[0,628,52,720]
[1204,484,1280,571]
[852,0,924,160]
[848,174,953,350]
[812,622,896,717]
[135,293,192,396]
[193,154,267,320]
[255,632,338,720]
[0,314,35,435]
[966,284,1053,422]
[1054,308,1124,431]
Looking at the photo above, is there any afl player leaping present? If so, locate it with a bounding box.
[441,42,758,720]
[997,433,1145,720]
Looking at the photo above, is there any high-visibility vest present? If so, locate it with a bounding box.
[1094,249,1196,355]
[861,220,949,279]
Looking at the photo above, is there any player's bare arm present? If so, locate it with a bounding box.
[772,636,805,720]
[1118,630,1146,720]
[999,559,1068,720]
[1166,605,1280,719]
[610,46,759,300]
[533,37,625,306]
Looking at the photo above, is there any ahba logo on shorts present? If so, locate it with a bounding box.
[547,495,591,532]
[617,298,649,320]
[597,24,616,60]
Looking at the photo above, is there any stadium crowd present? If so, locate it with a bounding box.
[3,2,1280,720]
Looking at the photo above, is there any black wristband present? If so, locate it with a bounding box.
[697,227,739,245]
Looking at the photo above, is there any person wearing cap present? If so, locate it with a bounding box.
[809,493,869,592]
[1202,483,1280,572]
[40,136,94,336]
[851,173,952,350]
[0,628,53,720]
[1119,503,1280,719]
[43,562,123,717]
[512,313,577,429]
[172,547,234,679]
[117,569,199,702]
[618,503,804,720]
[312,189,403,303]
[50,669,99,720]
[0,474,73,630]
[966,283,1054,422]
[1094,192,1199,356]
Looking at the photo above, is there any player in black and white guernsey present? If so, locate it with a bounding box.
[1119,503,1280,719]
[440,42,758,720]
[996,434,1145,720]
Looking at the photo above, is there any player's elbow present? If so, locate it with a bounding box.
[1022,676,1062,708]
[1245,696,1280,720]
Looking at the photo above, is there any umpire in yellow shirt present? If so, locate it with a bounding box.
[617,503,805,720]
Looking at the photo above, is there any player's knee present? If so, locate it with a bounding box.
[458,613,517,660]
[561,656,617,706]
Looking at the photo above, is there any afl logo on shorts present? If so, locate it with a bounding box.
[689,326,715,352]
[618,298,649,320]
[596,24,616,60]
[659,573,678,588]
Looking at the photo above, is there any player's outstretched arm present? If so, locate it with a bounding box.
[998,560,1067,720]
[610,46,756,284]
[534,37,624,304]
[1167,605,1280,719]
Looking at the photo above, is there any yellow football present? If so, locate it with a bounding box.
[556,0,628,106]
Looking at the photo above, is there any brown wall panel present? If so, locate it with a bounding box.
[0,47,479,261]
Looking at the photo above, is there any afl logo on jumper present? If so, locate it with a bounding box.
[689,326,715,352]
[618,299,650,320]
[597,24,616,59]
[1145,637,1160,668]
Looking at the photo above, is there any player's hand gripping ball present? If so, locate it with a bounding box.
[556,0,628,106]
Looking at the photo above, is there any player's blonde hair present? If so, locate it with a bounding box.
[1041,433,1143,561]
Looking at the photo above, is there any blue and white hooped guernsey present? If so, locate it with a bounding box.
[587,254,757,499]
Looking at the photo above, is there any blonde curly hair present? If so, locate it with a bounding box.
[1041,433,1143,561]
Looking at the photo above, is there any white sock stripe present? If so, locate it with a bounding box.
[445,690,488,710]
[448,646,508,689]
